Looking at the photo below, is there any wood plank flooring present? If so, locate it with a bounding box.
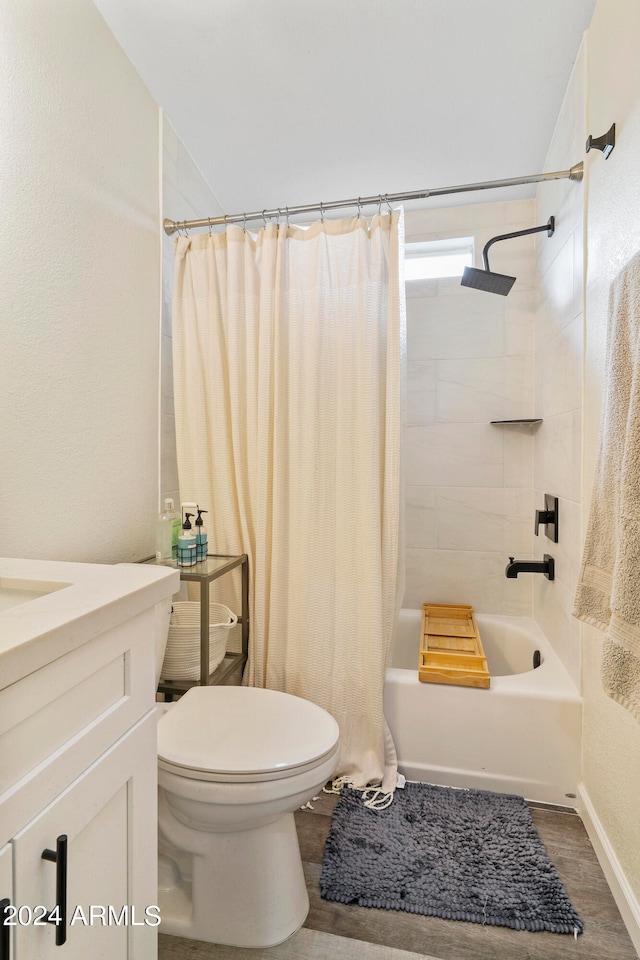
[159,789,638,960]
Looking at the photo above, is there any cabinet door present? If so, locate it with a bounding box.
[12,712,157,960]
[0,844,13,960]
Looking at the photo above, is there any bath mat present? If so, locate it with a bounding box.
[320,782,583,936]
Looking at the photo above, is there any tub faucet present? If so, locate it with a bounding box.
[505,555,555,580]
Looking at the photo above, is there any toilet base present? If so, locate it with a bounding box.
[158,809,309,947]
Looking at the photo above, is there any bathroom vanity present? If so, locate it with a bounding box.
[0,558,179,959]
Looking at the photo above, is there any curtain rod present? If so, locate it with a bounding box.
[163,162,584,236]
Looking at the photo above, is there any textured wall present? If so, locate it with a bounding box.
[0,0,159,562]
[580,0,640,921]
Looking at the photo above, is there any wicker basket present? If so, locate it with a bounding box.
[161,601,238,681]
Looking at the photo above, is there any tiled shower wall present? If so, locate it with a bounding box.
[403,201,539,616]
[533,42,585,689]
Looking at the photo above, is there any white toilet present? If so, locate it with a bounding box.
[154,620,340,948]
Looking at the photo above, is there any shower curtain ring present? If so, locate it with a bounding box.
[208,217,212,235]
[285,206,290,225]
[242,212,247,232]
[357,197,363,219]
[262,209,267,228]
[385,194,393,214]
[320,201,325,222]
[377,195,383,216]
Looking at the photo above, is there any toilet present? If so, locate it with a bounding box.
[154,615,340,948]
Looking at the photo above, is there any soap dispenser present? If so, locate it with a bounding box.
[177,513,197,567]
[195,507,208,562]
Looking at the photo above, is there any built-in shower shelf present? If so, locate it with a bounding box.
[490,418,543,425]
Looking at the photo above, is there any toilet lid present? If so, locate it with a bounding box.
[157,686,340,782]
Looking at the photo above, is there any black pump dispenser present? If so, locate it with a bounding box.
[177,513,197,566]
[195,507,208,561]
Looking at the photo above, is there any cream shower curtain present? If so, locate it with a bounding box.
[172,213,405,795]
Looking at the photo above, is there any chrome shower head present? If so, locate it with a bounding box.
[461,216,555,297]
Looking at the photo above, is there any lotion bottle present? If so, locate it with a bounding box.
[195,507,208,562]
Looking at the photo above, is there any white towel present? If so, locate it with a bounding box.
[573,250,640,721]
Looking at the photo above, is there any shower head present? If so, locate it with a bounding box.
[461,216,555,296]
[460,266,516,296]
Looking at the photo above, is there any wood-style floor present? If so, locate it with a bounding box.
[159,789,638,960]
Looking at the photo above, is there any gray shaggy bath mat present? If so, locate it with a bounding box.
[320,782,583,935]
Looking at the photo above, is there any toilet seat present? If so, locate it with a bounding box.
[158,685,340,784]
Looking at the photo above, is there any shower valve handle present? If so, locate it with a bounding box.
[534,510,554,535]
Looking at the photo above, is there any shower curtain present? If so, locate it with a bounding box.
[172,212,406,796]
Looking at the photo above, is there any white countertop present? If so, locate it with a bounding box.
[0,557,180,688]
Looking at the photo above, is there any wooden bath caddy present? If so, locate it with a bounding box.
[419,603,490,688]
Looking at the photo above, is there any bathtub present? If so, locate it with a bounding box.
[384,610,582,806]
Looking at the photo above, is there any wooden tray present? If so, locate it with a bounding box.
[418,603,490,688]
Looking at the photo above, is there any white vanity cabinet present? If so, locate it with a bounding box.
[0,559,179,960]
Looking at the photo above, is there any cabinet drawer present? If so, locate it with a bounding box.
[0,608,156,844]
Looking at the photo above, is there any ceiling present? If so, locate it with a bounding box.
[93,0,596,220]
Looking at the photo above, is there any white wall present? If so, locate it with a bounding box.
[403,202,536,615]
[579,0,640,940]
[0,0,160,563]
[160,116,225,507]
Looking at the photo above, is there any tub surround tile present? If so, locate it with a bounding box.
[405,486,437,549]
[533,414,580,505]
[407,296,505,360]
[404,278,439,300]
[505,292,536,356]
[407,360,436,425]
[403,201,537,630]
[538,236,579,335]
[436,356,533,424]
[436,487,532,553]
[406,423,504,489]
[536,313,583,420]
[502,426,534,489]
[533,576,581,687]
[404,548,507,612]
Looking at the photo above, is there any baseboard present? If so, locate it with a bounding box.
[577,784,640,955]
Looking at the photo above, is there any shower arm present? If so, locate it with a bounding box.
[482,217,555,272]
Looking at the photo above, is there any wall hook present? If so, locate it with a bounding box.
[586,123,615,159]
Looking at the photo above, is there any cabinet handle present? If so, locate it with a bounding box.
[41,835,67,946]
[0,898,10,960]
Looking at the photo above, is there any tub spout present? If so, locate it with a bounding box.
[505,555,555,580]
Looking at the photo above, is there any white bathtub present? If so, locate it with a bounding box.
[384,610,582,805]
